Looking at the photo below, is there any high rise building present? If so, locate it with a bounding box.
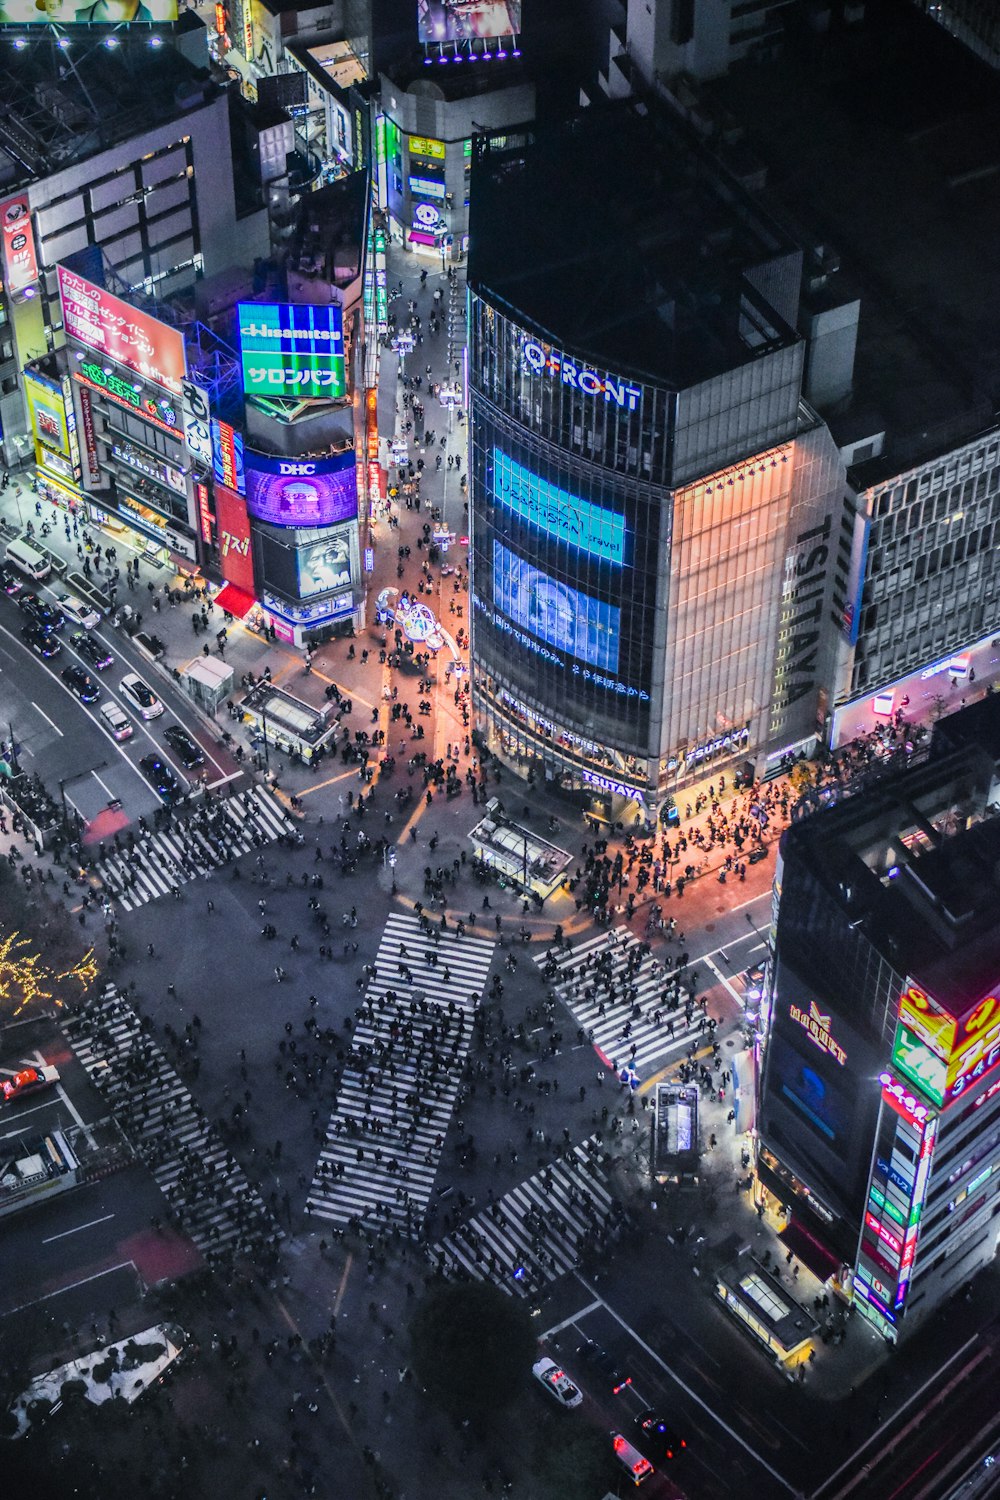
[757,713,1000,1341]
[466,104,847,820]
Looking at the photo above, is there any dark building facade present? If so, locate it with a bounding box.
[758,740,1000,1342]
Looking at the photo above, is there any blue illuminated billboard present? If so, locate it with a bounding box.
[237,303,346,401]
[493,541,620,673]
[493,448,627,565]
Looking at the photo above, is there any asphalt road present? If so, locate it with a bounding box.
[0,582,238,836]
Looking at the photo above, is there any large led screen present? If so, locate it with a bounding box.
[767,1031,855,1150]
[0,0,177,18]
[57,265,186,395]
[297,532,352,599]
[245,450,358,528]
[417,0,520,42]
[237,303,346,401]
[492,448,627,565]
[492,540,620,673]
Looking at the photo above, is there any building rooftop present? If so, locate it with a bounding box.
[468,101,802,390]
[710,0,1000,480]
[0,43,220,190]
[782,744,1000,1020]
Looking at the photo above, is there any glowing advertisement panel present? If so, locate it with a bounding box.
[57,266,186,396]
[492,541,620,674]
[296,530,353,599]
[416,0,520,42]
[0,194,38,298]
[245,450,358,529]
[0,0,177,19]
[237,303,346,401]
[893,984,1000,1107]
[492,448,627,565]
[214,484,256,597]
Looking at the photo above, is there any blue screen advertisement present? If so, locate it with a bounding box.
[492,449,627,565]
[492,541,620,674]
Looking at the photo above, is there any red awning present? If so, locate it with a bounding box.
[778,1220,842,1283]
[214,584,256,619]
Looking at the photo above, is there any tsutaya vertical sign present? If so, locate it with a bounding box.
[521,338,642,412]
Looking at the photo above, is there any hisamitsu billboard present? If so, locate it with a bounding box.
[57,265,187,397]
[237,303,346,401]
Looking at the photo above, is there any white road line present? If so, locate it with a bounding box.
[1,1261,138,1317]
[91,769,118,800]
[574,1274,799,1495]
[207,770,242,789]
[42,1213,115,1245]
[704,955,744,1006]
[540,1298,603,1340]
[30,701,63,736]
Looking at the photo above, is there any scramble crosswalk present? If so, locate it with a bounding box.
[98,786,294,911]
[536,927,703,1075]
[307,912,495,1232]
[428,1139,617,1297]
[65,985,280,1259]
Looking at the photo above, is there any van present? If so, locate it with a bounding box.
[611,1433,654,1487]
[6,538,51,582]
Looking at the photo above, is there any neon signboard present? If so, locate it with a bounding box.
[409,176,445,201]
[879,1071,933,1126]
[789,1002,847,1065]
[237,303,346,401]
[521,338,642,412]
[492,448,627,565]
[893,984,1000,1107]
[59,265,187,397]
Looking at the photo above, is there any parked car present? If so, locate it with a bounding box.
[163,724,205,768]
[70,631,113,671]
[120,672,163,720]
[99,701,133,742]
[56,592,101,629]
[532,1357,583,1409]
[61,663,100,703]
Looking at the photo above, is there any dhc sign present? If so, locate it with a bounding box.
[521,339,642,412]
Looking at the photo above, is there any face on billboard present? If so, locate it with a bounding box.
[416,0,521,42]
[0,0,177,18]
[297,533,352,599]
[245,452,358,528]
[492,540,620,674]
[58,265,186,395]
[237,303,346,401]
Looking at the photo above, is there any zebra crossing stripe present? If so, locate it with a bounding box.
[428,1139,616,1297]
[100,786,294,911]
[535,926,703,1074]
[307,912,495,1230]
[65,984,280,1256]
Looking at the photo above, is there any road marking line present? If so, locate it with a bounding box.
[207,770,242,790]
[30,701,63,736]
[539,1298,602,1340]
[91,770,117,801]
[42,1213,115,1245]
[1,1261,136,1318]
[298,768,359,797]
[574,1274,799,1494]
[333,1251,353,1316]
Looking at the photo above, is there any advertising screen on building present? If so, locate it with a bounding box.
[58,265,186,395]
[0,194,38,299]
[212,419,245,496]
[416,0,520,42]
[245,449,358,528]
[893,982,1000,1108]
[0,0,176,18]
[296,530,353,599]
[237,303,346,402]
[24,373,69,459]
[492,540,620,673]
[214,484,255,596]
[492,448,627,565]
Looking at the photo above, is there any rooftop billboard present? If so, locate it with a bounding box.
[0,0,177,22]
[57,265,186,397]
[244,449,358,529]
[416,0,521,43]
[237,302,346,402]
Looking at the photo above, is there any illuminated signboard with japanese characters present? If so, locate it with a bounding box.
[893,982,1000,1108]
[237,303,346,402]
[58,265,186,397]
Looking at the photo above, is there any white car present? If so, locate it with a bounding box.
[57,592,101,629]
[532,1356,583,1409]
[119,672,163,720]
[99,701,133,742]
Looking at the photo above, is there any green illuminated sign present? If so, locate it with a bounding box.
[81,361,141,409]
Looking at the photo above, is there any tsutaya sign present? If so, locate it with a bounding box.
[521,338,642,411]
[789,1000,847,1065]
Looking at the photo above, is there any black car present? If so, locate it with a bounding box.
[0,564,23,596]
[139,754,182,803]
[70,631,114,671]
[22,622,62,659]
[634,1410,687,1463]
[163,724,205,768]
[61,664,100,703]
[18,591,62,633]
[748,845,768,865]
[576,1340,631,1395]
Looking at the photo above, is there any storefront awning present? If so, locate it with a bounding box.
[214,583,256,619]
[778,1220,842,1284]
